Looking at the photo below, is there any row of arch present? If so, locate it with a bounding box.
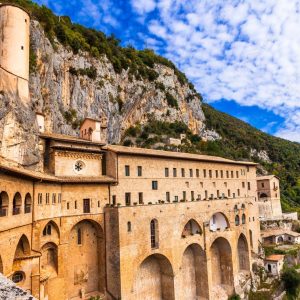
[134,234,250,299]
[0,191,32,216]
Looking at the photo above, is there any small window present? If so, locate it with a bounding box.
[12,272,24,283]
[235,215,240,226]
[150,219,159,249]
[231,171,234,178]
[46,193,50,204]
[248,182,251,190]
[98,201,100,207]
[220,170,224,178]
[152,181,158,190]
[58,193,62,203]
[127,221,132,232]
[226,171,229,178]
[173,168,177,177]
[166,192,170,202]
[138,192,143,204]
[247,166,250,172]
[52,194,56,204]
[191,191,194,200]
[238,189,240,196]
[215,170,218,178]
[183,191,186,201]
[236,171,239,178]
[196,169,199,177]
[165,168,169,177]
[43,224,51,236]
[181,168,185,177]
[125,193,131,206]
[112,195,116,205]
[125,165,130,176]
[77,228,82,245]
[189,169,193,177]
[209,170,212,178]
[38,193,42,205]
[67,202,70,209]
[203,169,207,178]
[228,189,231,197]
[21,46,24,50]
[242,182,245,188]
[137,166,142,177]
[242,214,246,224]
[75,201,77,209]
[205,190,208,199]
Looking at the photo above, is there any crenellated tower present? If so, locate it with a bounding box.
[0,3,30,103]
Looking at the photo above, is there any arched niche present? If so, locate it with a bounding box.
[209,212,229,232]
[134,254,175,300]
[210,237,234,295]
[237,234,250,272]
[14,235,30,259]
[41,242,58,277]
[182,219,202,238]
[178,244,208,299]
[67,220,105,298]
[0,191,9,217]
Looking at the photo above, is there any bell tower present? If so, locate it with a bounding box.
[0,3,30,102]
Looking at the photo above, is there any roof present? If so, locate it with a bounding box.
[103,145,257,166]
[261,229,300,238]
[0,157,116,183]
[265,254,285,262]
[257,175,279,181]
[0,3,30,16]
[81,117,102,124]
[40,132,106,146]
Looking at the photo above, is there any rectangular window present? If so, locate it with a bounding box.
[58,193,61,203]
[125,193,131,206]
[236,171,239,178]
[46,193,49,204]
[233,193,236,198]
[137,166,142,177]
[98,201,100,207]
[217,190,220,198]
[83,199,91,213]
[196,169,199,178]
[52,193,56,204]
[166,192,170,202]
[221,170,224,178]
[191,191,194,200]
[67,202,70,209]
[231,171,234,178]
[247,166,250,172]
[174,196,179,202]
[75,201,77,209]
[38,193,42,205]
[209,170,212,178]
[238,189,240,196]
[226,170,229,178]
[165,168,169,177]
[228,189,231,197]
[183,191,186,201]
[138,192,143,204]
[242,182,245,188]
[189,169,193,177]
[203,169,207,178]
[216,170,219,178]
[248,182,251,190]
[173,168,177,177]
[205,190,208,199]
[125,165,130,176]
[152,181,158,190]
[181,168,185,177]
[112,195,116,205]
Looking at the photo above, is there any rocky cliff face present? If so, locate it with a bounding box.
[29,20,205,144]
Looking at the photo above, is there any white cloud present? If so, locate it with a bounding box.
[130,0,300,142]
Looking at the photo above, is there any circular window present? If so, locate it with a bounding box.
[74,160,85,173]
[12,271,24,283]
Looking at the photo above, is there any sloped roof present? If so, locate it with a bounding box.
[104,145,257,166]
[265,254,285,262]
[257,175,279,181]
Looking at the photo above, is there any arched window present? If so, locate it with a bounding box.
[241,203,245,210]
[24,193,32,214]
[0,192,9,217]
[127,221,132,232]
[235,215,240,226]
[13,193,22,215]
[242,214,246,224]
[77,228,82,245]
[150,219,159,249]
[234,204,238,213]
[43,224,52,236]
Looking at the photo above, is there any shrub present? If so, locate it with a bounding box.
[165,92,178,109]
[282,268,300,296]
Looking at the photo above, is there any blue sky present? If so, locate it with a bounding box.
[34,0,300,142]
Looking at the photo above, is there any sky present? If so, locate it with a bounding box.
[34,0,300,142]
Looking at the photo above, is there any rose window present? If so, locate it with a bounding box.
[74,161,85,173]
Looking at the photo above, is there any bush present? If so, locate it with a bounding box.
[165,92,178,109]
[282,268,300,296]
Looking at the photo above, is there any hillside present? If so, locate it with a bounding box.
[1,0,300,210]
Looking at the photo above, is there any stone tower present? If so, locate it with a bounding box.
[0,3,30,103]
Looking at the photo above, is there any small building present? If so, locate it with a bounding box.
[36,112,45,133]
[80,117,107,143]
[264,254,285,276]
[262,230,300,245]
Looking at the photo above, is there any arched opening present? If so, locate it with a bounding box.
[260,193,268,198]
[178,244,208,299]
[134,254,175,300]
[277,236,284,243]
[242,214,246,224]
[42,221,60,245]
[210,237,234,296]
[14,235,30,258]
[68,220,105,298]
[235,215,240,226]
[0,191,9,217]
[0,255,3,273]
[41,242,58,277]
[182,219,202,237]
[24,193,32,214]
[150,219,159,249]
[209,213,229,232]
[237,234,250,272]
[13,192,22,215]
